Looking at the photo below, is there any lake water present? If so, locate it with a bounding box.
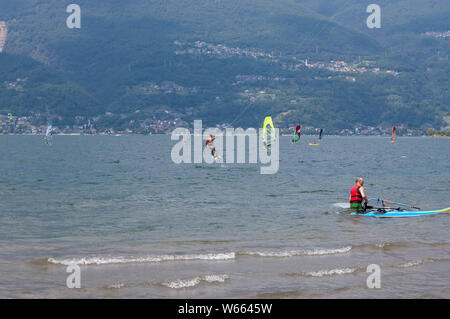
[0,135,449,298]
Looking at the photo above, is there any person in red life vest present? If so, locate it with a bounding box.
[349,177,368,211]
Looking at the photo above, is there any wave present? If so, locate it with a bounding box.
[28,258,52,266]
[395,257,450,268]
[105,283,125,289]
[397,260,429,268]
[374,242,408,249]
[354,241,450,252]
[239,246,352,258]
[423,241,450,248]
[101,274,229,290]
[46,252,236,266]
[353,242,412,250]
[250,286,352,299]
[161,274,229,289]
[286,267,359,278]
[43,246,352,266]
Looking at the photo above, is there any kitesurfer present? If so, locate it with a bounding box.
[205,135,219,160]
[349,177,368,211]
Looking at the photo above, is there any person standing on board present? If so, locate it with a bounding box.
[349,177,368,211]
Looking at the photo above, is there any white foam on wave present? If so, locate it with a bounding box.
[333,202,350,209]
[162,274,229,289]
[107,283,125,289]
[303,267,357,277]
[47,245,354,267]
[304,246,352,255]
[47,252,236,266]
[242,246,352,257]
[397,259,428,268]
[396,257,450,268]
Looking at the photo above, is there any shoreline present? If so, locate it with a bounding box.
[0,133,438,137]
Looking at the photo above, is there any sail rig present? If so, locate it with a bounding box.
[292,125,301,143]
[44,123,53,145]
[309,128,323,146]
[391,126,397,142]
[262,116,275,148]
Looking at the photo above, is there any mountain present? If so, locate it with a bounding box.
[0,0,448,131]
[297,0,450,53]
[0,53,98,119]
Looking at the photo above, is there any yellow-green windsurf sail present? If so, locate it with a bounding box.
[262,116,275,147]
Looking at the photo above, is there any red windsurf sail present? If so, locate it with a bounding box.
[391,126,397,142]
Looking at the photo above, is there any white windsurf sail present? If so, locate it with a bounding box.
[45,123,53,144]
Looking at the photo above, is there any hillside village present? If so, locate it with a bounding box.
[0,112,433,137]
[424,30,450,38]
[175,40,399,77]
[0,113,189,136]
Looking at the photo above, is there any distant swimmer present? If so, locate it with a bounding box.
[205,134,219,161]
[349,177,368,211]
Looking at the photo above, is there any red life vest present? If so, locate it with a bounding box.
[350,185,362,203]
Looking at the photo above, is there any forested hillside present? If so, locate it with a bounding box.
[0,0,448,131]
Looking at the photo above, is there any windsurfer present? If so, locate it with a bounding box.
[292,125,301,143]
[349,177,368,211]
